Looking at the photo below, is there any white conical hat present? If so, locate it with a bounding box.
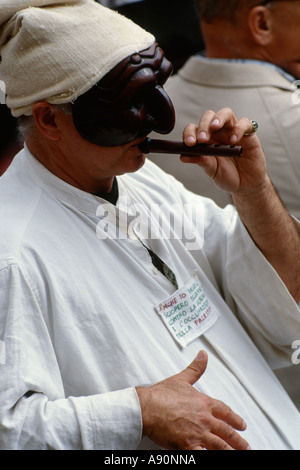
[0,0,154,116]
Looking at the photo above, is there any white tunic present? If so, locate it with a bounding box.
[0,147,299,450]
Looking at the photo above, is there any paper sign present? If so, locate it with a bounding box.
[155,273,220,347]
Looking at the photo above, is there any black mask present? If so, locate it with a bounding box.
[71,42,175,147]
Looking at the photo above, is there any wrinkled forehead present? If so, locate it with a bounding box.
[72,42,173,113]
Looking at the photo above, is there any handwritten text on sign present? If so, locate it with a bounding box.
[155,273,219,347]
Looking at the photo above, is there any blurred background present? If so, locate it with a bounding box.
[98,0,204,73]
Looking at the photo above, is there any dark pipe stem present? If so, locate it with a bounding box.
[139,138,242,158]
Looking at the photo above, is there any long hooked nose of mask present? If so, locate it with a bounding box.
[71,42,175,147]
[143,83,175,135]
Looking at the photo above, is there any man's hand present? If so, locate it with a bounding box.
[181,108,300,302]
[136,350,250,450]
[181,107,266,195]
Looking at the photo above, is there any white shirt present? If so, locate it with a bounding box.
[0,147,299,450]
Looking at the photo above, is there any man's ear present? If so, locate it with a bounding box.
[248,6,273,46]
[31,102,61,141]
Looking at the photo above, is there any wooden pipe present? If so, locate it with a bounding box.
[139,138,243,158]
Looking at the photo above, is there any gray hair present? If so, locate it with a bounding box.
[17,103,72,140]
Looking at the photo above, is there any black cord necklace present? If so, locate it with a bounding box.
[95,178,178,289]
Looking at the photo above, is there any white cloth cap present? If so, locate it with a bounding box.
[0,0,155,116]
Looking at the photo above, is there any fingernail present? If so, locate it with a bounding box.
[196,350,205,361]
[198,131,207,140]
[246,445,252,450]
[231,134,238,143]
[242,420,247,430]
[211,119,220,126]
[186,136,196,145]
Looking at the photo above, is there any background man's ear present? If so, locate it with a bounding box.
[248,6,273,46]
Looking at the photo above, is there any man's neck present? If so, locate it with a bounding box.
[26,138,115,195]
[201,20,262,61]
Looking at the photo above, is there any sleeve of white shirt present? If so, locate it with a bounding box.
[202,199,300,369]
[225,211,300,369]
[163,169,300,369]
[0,261,142,450]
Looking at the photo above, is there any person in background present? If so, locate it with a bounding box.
[150,0,300,218]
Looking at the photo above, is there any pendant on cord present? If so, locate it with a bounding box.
[146,246,178,290]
